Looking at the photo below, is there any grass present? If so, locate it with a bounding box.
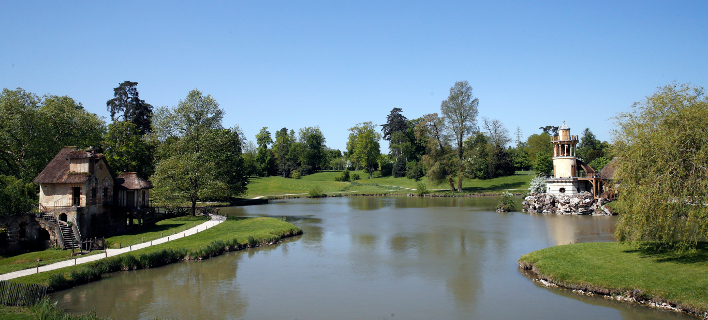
[0,248,101,276]
[105,215,209,249]
[245,170,535,198]
[0,298,105,320]
[518,242,708,317]
[10,216,301,288]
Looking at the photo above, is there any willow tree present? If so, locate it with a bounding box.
[613,83,708,251]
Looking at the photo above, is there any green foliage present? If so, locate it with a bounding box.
[151,90,247,214]
[496,191,515,212]
[440,81,479,191]
[613,83,708,251]
[351,173,360,181]
[405,160,424,180]
[255,127,275,177]
[335,170,350,182]
[32,297,106,320]
[528,175,547,194]
[291,171,301,179]
[416,181,429,195]
[0,88,106,182]
[347,122,381,179]
[0,175,36,217]
[576,128,609,164]
[533,151,553,176]
[308,185,324,198]
[392,156,406,178]
[588,156,610,172]
[417,113,456,191]
[103,121,154,178]
[298,126,327,171]
[106,81,153,135]
[525,132,552,166]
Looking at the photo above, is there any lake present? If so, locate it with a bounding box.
[52,196,694,319]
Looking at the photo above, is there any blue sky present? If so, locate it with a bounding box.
[2,1,706,152]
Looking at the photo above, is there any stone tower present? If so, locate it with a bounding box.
[551,122,579,178]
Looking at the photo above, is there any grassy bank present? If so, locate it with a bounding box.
[10,217,301,290]
[0,298,105,320]
[518,242,708,317]
[105,215,208,249]
[0,216,210,276]
[246,170,534,198]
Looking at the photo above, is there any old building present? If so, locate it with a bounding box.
[546,123,602,197]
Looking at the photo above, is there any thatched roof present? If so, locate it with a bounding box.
[33,147,104,184]
[599,158,619,180]
[576,159,596,175]
[116,172,153,190]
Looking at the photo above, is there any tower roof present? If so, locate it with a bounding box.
[559,121,570,130]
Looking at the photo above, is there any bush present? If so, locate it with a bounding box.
[351,173,360,180]
[335,170,350,182]
[392,157,407,178]
[298,165,313,176]
[291,171,301,179]
[379,161,393,177]
[308,186,324,197]
[406,161,424,180]
[416,181,429,195]
[496,191,515,212]
[528,175,547,194]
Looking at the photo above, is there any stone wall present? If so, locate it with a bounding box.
[522,192,615,215]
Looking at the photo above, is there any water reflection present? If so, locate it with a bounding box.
[53,196,687,320]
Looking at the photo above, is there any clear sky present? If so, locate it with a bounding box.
[2,1,706,152]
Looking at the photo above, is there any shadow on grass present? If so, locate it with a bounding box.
[624,242,708,264]
[462,181,526,192]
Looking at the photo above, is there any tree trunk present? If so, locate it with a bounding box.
[369,165,373,179]
[448,176,455,191]
[457,168,463,192]
[191,199,197,216]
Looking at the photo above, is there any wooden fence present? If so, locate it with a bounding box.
[0,281,48,306]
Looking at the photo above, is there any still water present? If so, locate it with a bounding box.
[53,197,694,319]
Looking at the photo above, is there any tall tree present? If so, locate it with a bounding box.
[103,121,154,178]
[416,113,456,190]
[538,125,559,137]
[576,128,609,166]
[106,81,153,135]
[440,81,479,191]
[348,122,381,179]
[273,127,295,177]
[151,89,245,215]
[613,83,708,250]
[299,127,327,172]
[382,108,409,161]
[255,127,275,177]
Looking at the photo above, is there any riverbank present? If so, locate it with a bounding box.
[518,242,708,318]
[8,216,301,291]
[247,170,534,199]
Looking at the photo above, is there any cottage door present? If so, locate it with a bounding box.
[127,190,135,208]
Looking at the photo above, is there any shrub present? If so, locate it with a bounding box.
[335,170,350,182]
[528,175,547,194]
[308,186,324,198]
[496,191,515,212]
[379,161,393,177]
[392,157,407,178]
[406,161,424,180]
[416,181,429,195]
[291,171,301,179]
[351,173,360,180]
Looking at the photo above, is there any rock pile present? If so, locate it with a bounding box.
[522,192,614,215]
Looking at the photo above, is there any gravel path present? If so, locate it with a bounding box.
[0,214,226,281]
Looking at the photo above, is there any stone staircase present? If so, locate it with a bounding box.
[39,213,80,250]
[59,222,79,250]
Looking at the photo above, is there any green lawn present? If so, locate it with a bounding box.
[105,215,209,249]
[11,216,301,287]
[245,170,535,198]
[518,242,708,316]
[0,249,100,276]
